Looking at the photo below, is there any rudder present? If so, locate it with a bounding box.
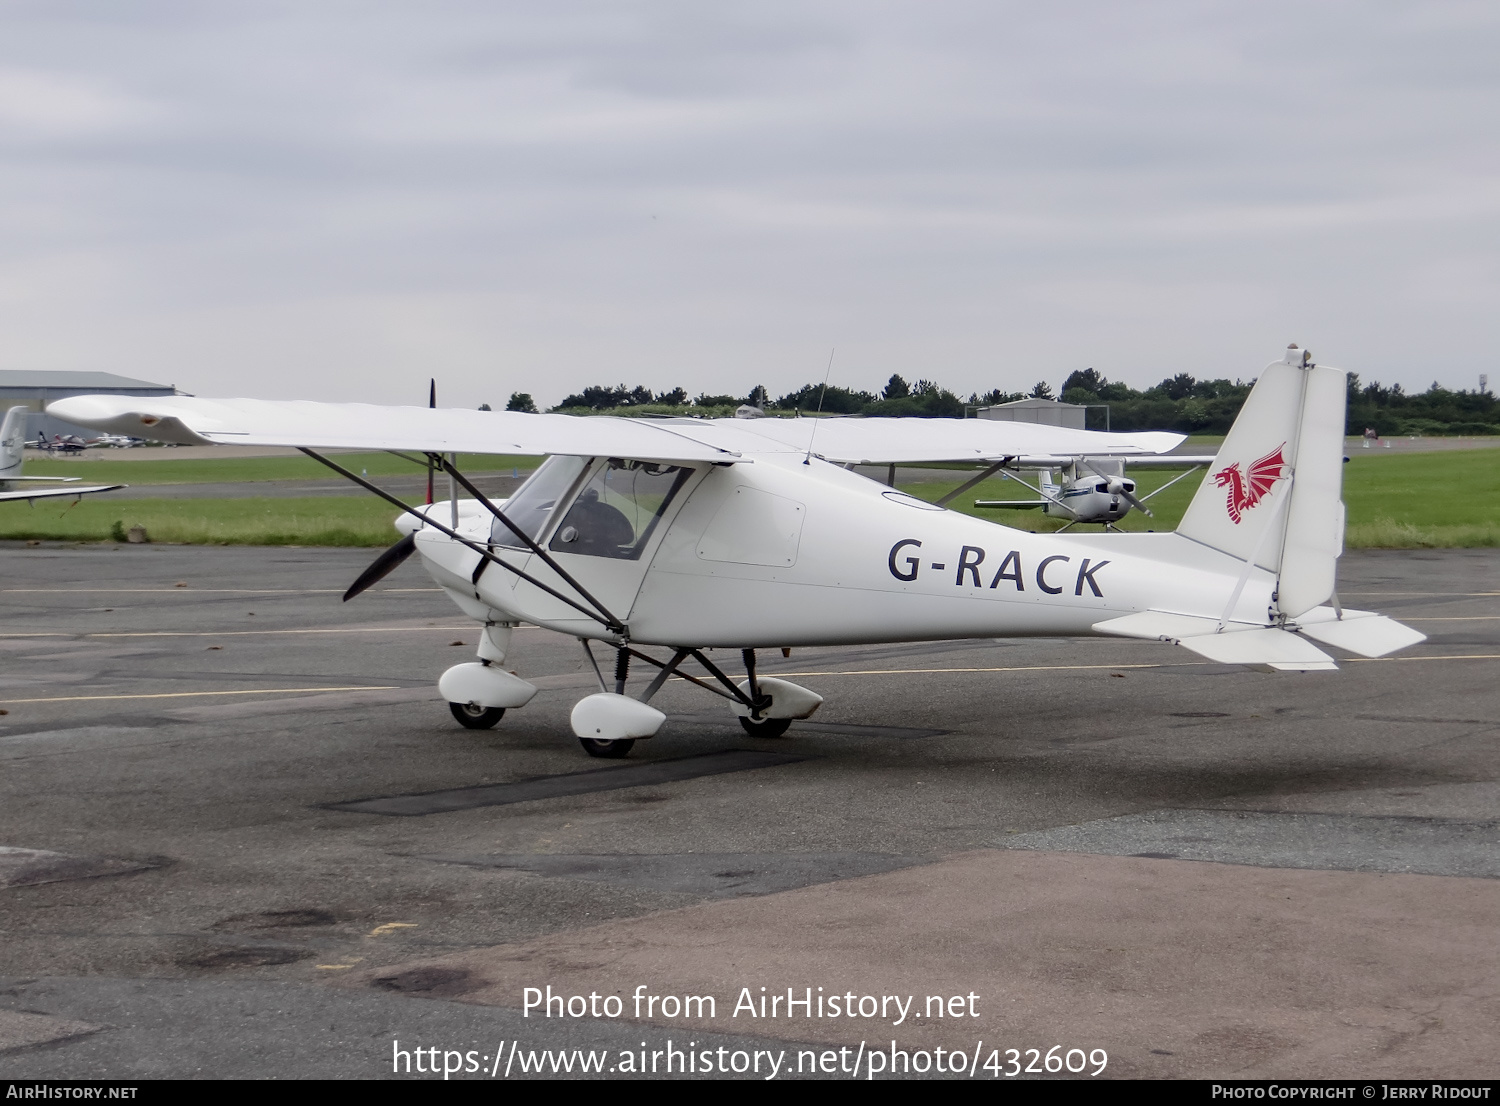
[1176,346,1347,619]
[1,406,28,478]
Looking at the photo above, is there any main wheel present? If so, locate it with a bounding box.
[738,716,792,738]
[579,737,635,759]
[449,702,505,730]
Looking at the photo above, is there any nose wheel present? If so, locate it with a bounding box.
[449,702,506,729]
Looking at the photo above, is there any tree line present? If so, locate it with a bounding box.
[501,368,1498,436]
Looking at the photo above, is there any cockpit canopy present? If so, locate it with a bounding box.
[493,456,693,560]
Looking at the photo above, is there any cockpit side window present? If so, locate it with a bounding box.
[549,459,692,560]
[491,455,588,549]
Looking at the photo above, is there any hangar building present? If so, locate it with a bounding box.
[0,371,178,442]
[974,397,1087,429]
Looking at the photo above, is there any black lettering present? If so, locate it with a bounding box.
[888,538,922,582]
[1036,554,1070,595]
[988,550,1023,591]
[1075,558,1109,597]
[955,546,985,587]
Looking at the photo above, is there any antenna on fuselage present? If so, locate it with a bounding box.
[803,348,835,466]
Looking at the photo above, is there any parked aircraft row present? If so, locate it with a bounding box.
[0,407,125,504]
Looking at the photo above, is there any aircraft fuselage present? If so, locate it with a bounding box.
[410,453,1273,649]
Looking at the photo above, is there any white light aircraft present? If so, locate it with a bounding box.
[973,453,1218,529]
[1,407,125,504]
[49,346,1424,758]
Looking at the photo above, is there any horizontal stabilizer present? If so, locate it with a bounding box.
[1093,610,1262,641]
[1176,627,1337,672]
[1294,607,1426,658]
[0,484,124,503]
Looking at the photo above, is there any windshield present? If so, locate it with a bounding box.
[548,459,692,560]
[491,455,588,549]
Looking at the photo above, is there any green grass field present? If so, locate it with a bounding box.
[21,451,539,485]
[903,448,1500,547]
[3,448,1496,548]
[0,497,404,546]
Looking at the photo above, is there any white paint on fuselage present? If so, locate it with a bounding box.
[412,453,1274,648]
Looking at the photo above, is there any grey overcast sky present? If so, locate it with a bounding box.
[1,1,1497,408]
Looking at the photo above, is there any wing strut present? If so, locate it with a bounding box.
[934,460,1010,508]
[297,448,626,636]
[1138,463,1207,504]
[993,470,1074,515]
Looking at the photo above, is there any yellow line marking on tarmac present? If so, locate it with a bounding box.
[768,654,1500,678]
[1348,654,1500,663]
[1341,592,1500,598]
[0,686,400,705]
[368,923,417,938]
[316,958,365,970]
[771,663,1196,677]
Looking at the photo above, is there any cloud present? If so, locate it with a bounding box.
[0,1,1496,404]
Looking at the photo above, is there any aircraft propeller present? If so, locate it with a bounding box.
[1105,476,1153,517]
[343,531,417,602]
[1075,458,1154,519]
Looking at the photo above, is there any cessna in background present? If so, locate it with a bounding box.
[974,454,1216,530]
[1,407,125,504]
[91,433,147,448]
[50,346,1424,759]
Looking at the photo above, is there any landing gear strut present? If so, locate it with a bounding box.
[737,647,789,737]
[566,642,822,757]
[575,648,643,758]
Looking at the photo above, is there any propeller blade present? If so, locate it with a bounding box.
[343,532,417,602]
[1119,489,1153,517]
[426,378,436,504]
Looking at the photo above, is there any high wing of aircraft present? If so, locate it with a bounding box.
[0,407,126,503]
[49,346,1424,759]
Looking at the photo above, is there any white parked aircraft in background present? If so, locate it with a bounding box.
[0,407,125,504]
[974,453,1218,529]
[50,346,1423,758]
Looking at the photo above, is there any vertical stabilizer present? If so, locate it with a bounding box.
[0,406,27,479]
[1176,347,1347,619]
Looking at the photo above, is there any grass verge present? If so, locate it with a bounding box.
[902,447,1500,547]
[0,497,402,547]
[4,449,1496,548]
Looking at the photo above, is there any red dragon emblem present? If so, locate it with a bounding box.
[1212,443,1286,524]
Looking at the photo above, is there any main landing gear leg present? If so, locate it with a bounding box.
[738,648,790,738]
[578,646,637,759]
